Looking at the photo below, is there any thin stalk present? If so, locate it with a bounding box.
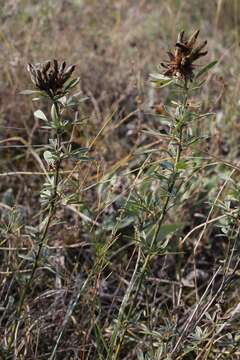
[112,85,189,360]
[8,102,62,351]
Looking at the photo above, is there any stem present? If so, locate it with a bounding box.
[112,84,188,360]
[152,127,183,246]
[8,102,62,351]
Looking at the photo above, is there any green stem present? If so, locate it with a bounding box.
[112,85,189,360]
[8,103,62,351]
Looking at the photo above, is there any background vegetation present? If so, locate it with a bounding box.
[1,0,240,359]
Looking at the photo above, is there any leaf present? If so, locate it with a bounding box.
[2,188,14,207]
[142,129,167,138]
[160,160,174,170]
[34,109,48,122]
[71,147,89,154]
[157,222,183,241]
[150,73,173,88]
[64,77,80,91]
[152,172,169,181]
[51,104,59,126]
[195,60,218,79]
[20,89,43,95]
[136,350,145,360]
[176,160,188,170]
[43,151,55,166]
[57,96,67,106]
[39,216,49,232]
[93,322,109,355]
[114,216,135,231]
[18,252,35,262]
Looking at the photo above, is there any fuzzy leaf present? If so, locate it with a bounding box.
[195,60,218,79]
[43,151,55,165]
[64,77,80,92]
[20,89,43,95]
[157,223,183,242]
[51,104,59,125]
[34,109,48,122]
[150,73,173,88]
[160,161,174,170]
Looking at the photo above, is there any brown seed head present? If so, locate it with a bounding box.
[27,60,76,97]
[161,30,207,83]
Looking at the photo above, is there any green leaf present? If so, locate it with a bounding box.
[157,222,183,241]
[58,96,67,106]
[51,104,59,126]
[114,217,135,231]
[142,129,166,138]
[34,109,48,122]
[70,148,88,155]
[150,73,173,88]
[160,161,174,170]
[93,322,109,356]
[195,60,218,79]
[64,77,80,92]
[152,172,169,181]
[136,350,145,360]
[176,160,188,170]
[18,252,36,262]
[43,151,55,166]
[2,189,14,207]
[20,89,43,95]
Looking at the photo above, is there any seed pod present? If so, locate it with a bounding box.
[161,30,208,83]
[27,60,76,97]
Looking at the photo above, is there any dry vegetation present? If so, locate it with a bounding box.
[1,1,240,359]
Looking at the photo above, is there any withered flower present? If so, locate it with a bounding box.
[161,30,207,83]
[27,60,76,98]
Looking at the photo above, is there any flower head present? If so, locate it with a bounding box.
[27,60,76,98]
[161,30,207,83]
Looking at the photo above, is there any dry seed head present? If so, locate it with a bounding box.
[27,60,76,97]
[161,30,208,83]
